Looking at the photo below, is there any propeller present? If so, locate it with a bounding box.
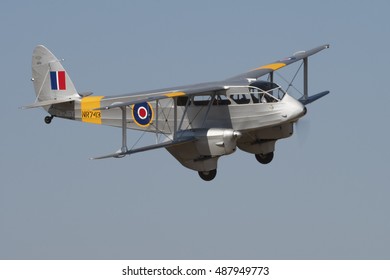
[296,118,311,145]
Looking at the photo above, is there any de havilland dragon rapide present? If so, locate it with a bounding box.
[23,44,330,181]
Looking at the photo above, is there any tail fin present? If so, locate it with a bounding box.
[32,45,80,102]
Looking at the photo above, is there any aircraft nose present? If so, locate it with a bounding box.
[284,94,306,121]
[293,100,306,119]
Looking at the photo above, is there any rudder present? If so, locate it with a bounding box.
[32,45,79,102]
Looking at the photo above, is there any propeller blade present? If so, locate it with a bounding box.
[295,118,311,146]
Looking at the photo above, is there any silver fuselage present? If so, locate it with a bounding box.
[68,89,305,136]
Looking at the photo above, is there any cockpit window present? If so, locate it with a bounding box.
[249,80,286,103]
[228,81,285,105]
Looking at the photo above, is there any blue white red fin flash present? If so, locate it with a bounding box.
[50,71,66,90]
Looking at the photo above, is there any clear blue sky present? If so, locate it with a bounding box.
[1,0,390,259]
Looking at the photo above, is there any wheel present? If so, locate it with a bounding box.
[44,116,53,124]
[255,152,274,164]
[198,169,217,181]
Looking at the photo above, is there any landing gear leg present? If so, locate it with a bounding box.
[198,169,217,181]
[255,152,274,164]
[44,115,53,124]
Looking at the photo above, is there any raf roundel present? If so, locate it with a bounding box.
[132,102,154,127]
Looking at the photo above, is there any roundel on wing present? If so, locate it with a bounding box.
[132,102,154,127]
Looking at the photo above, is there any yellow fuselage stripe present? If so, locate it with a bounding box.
[81,96,104,124]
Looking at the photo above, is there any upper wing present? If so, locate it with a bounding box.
[226,44,330,82]
[94,44,329,110]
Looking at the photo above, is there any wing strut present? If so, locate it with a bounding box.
[155,100,159,143]
[120,106,128,154]
[173,97,178,141]
[303,57,308,101]
[93,104,129,159]
[299,56,330,105]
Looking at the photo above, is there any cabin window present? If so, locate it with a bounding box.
[177,96,190,106]
[230,94,251,104]
[193,95,212,106]
[191,94,231,106]
[213,94,231,105]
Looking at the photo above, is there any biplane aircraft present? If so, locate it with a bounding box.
[23,44,329,181]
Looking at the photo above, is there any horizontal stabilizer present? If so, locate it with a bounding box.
[20,97,79,109]
[91,137,195,160]
[299,91,330,105]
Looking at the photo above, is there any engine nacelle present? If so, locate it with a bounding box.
[166,128,241,172]
[192,128,241,157]
[238,140,276,155]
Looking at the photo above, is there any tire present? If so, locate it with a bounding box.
[198,169,217,181]
[255,152,274,164]
[44,116,52,124]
